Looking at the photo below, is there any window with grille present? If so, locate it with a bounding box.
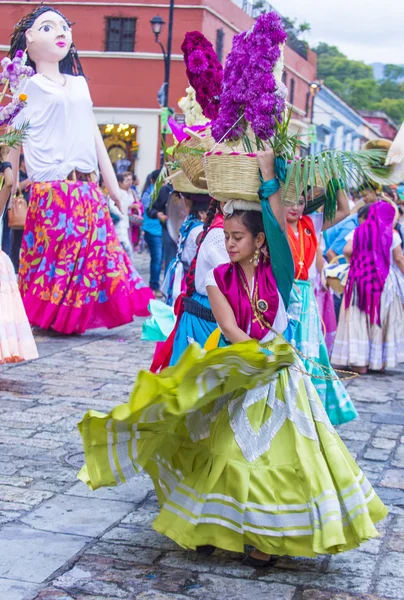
[282,71,287,87]
[216,28,225,63]
[105,17,137,52]
[290,78,295,106]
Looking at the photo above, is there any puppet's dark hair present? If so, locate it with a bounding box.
[9,6,85,76]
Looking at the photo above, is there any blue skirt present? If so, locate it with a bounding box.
[286,280,358,426]
[170,292,226,365]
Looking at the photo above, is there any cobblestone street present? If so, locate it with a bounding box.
[1,259,404,600]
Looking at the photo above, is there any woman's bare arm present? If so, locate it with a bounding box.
[207,285,251,344]
[93,116,122,212]
[343,239,353,261]
[393,244,404,275]
[0,166,13,215]
[322,189,350,231]
[256,148,286,232]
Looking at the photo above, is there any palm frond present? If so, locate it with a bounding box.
[302,155,309,201]
[282,147,392,208]
[173,145,206,158]
[284,160,295,194]
[316,154,327,190]
[150,165,168,207]
[294,159,302,200]
[0,122,29,148]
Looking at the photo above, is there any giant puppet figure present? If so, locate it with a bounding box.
[8,6,153,334]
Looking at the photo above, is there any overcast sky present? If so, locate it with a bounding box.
[272,0,404,65]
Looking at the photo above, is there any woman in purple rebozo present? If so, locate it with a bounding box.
[332,201,404,373]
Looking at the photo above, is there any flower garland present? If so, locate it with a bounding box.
[0,50,34,127]
[211,12,288,144]
[181,31,223,121]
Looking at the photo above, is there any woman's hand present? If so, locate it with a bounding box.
[157,211,168,224]
[110,194,122,213]
[257,146,276,181]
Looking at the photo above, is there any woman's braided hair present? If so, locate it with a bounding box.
[10,6,85,76]
[185,199,220,297]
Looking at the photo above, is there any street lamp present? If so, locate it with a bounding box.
[150,15,165,41]
[150,1,175,166]
[309,81,321,124]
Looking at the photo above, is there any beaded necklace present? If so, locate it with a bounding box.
[287,220,305,279]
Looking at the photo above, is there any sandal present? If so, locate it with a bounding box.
[196,545,216,556]
[242,549,276,568]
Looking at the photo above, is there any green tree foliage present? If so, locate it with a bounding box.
[314,43,404,124]
[373,99,404,124]
[383,64,404,81]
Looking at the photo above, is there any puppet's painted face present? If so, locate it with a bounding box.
[25,10,72,65]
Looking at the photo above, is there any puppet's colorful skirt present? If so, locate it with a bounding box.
[18,181,154,334]
[0,250,38,363]
[286,279,357,426]
[332,270,404,371]
[78,337,387,557]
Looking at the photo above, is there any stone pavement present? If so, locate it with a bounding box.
[1,258,404,600]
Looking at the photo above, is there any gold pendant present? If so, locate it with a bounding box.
[256,299,269,313]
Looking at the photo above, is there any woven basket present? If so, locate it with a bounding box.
[168,169,205,195]
[174,127,214,190]
[281,172,324,206]
[204,151,325,205]
[204,151,261,202]
[323,255,349,295]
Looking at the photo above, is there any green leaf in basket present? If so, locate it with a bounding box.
[174,145,205,157]
[151,166,167,207]
[55,268,66,276]
[330,151,339,181]
[31,257,41,266]
[302,155,309,201]
[294,159,302,202]
[60,182,68,195]
[323,153,334,185]
[284,160,295,195]
[84,276,91,287]
[336,153,349,191]
[317,154,328,190]
[309,154,316,193]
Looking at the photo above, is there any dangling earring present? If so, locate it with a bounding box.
[250,248,260,267]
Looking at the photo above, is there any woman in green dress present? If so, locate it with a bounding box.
[78,149,387,565]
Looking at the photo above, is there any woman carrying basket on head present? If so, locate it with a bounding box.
[284,184,358,425]
[78,149,387,565]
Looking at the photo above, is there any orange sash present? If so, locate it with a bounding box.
[287,215,318,281]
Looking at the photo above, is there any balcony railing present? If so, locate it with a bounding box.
[232,0,309,60]
[232,0,276,18]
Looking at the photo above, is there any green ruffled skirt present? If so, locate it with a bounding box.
[78,337,387,557]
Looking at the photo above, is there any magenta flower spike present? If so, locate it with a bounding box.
[211,12,288,144]
[181,31,223,121]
